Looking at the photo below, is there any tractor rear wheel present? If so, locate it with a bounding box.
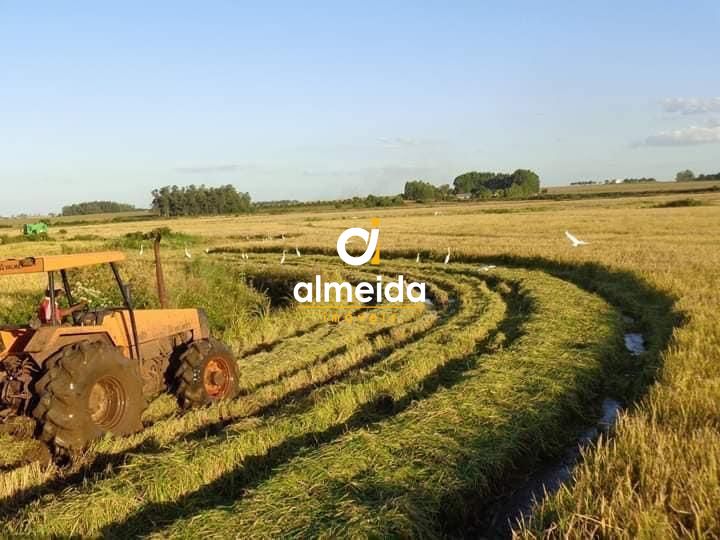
[175,338,239,408]
[33,341,145,450]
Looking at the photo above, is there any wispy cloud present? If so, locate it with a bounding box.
[643,125,720,146]
[174,163,240,174]
[662,97,720,115]
[377,137,438,149]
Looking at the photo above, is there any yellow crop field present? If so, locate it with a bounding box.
[0,191,718,538]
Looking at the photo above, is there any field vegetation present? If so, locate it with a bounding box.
[0,189,718,537]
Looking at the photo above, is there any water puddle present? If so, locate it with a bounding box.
[624,333,646,355]
[479,327,645,537]
[483,398,622,535]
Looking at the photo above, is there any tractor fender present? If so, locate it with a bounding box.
[24,328,117,366]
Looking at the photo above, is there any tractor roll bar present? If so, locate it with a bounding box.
[110,262,142,363]
[48,272,57,326]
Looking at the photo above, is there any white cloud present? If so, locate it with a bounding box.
[643,125,720,146]
[662,97,720,115]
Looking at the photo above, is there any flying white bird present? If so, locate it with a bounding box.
[443,247,451,265]
[480,265,497,272]
[184,245,192,259]
[416,252,420,263]
[565,231,589,247]
[139,243,144,256]
[295,246,301,257]
[280,250,286,265]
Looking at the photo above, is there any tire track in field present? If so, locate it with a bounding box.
[88,266,521,537]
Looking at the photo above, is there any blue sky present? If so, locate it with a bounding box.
[1,1,719,214]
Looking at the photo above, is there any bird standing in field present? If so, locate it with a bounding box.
[295,246,301,257]
[444,247,451,265]
[416,252,420,263]
[565,231,589,247]
[480,265,496,272]
[204,248,210,254]
[184,245,192,259]
[280,250,286,265]
[139,243,144,257]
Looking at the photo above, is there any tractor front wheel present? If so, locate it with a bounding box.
[33,341,145,450]
[174,339,239,408]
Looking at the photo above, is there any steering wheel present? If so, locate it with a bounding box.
[72,303,92,326]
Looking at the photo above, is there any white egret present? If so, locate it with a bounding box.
[280,250,286,265]
[184,245,192,259]
[295,246,301,257]
[565,231,589,247]
[443,247,451,265]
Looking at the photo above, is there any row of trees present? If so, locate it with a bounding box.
[255,194,404,211]
[61,201,136,216]
[151,184,252,217]
[453,169,540,198]
[403,169,540,202]
[676,170,720,182]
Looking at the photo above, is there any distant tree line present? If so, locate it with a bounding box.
[621,177,657,183]
[403,169,540,202]
[676,170,720,182]
[151,185,252,217]
[453,169,540,198]
[255,194,405,212]
[571,177,656,186]
[62,201,136,216]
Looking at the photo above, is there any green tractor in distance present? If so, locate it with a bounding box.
[22,222,49,237]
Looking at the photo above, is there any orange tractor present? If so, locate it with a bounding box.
[0,251,239,450]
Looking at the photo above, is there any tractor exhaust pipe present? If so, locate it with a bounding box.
[153,232,169,309]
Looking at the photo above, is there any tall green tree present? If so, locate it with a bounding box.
[151,184,252,216]
[675,169,695,182]
[403,180,441,202]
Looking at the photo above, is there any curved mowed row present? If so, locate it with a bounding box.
[0,252,643,538]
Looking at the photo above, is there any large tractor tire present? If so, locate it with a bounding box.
[175,338,240,408]
[33,341,145,450]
